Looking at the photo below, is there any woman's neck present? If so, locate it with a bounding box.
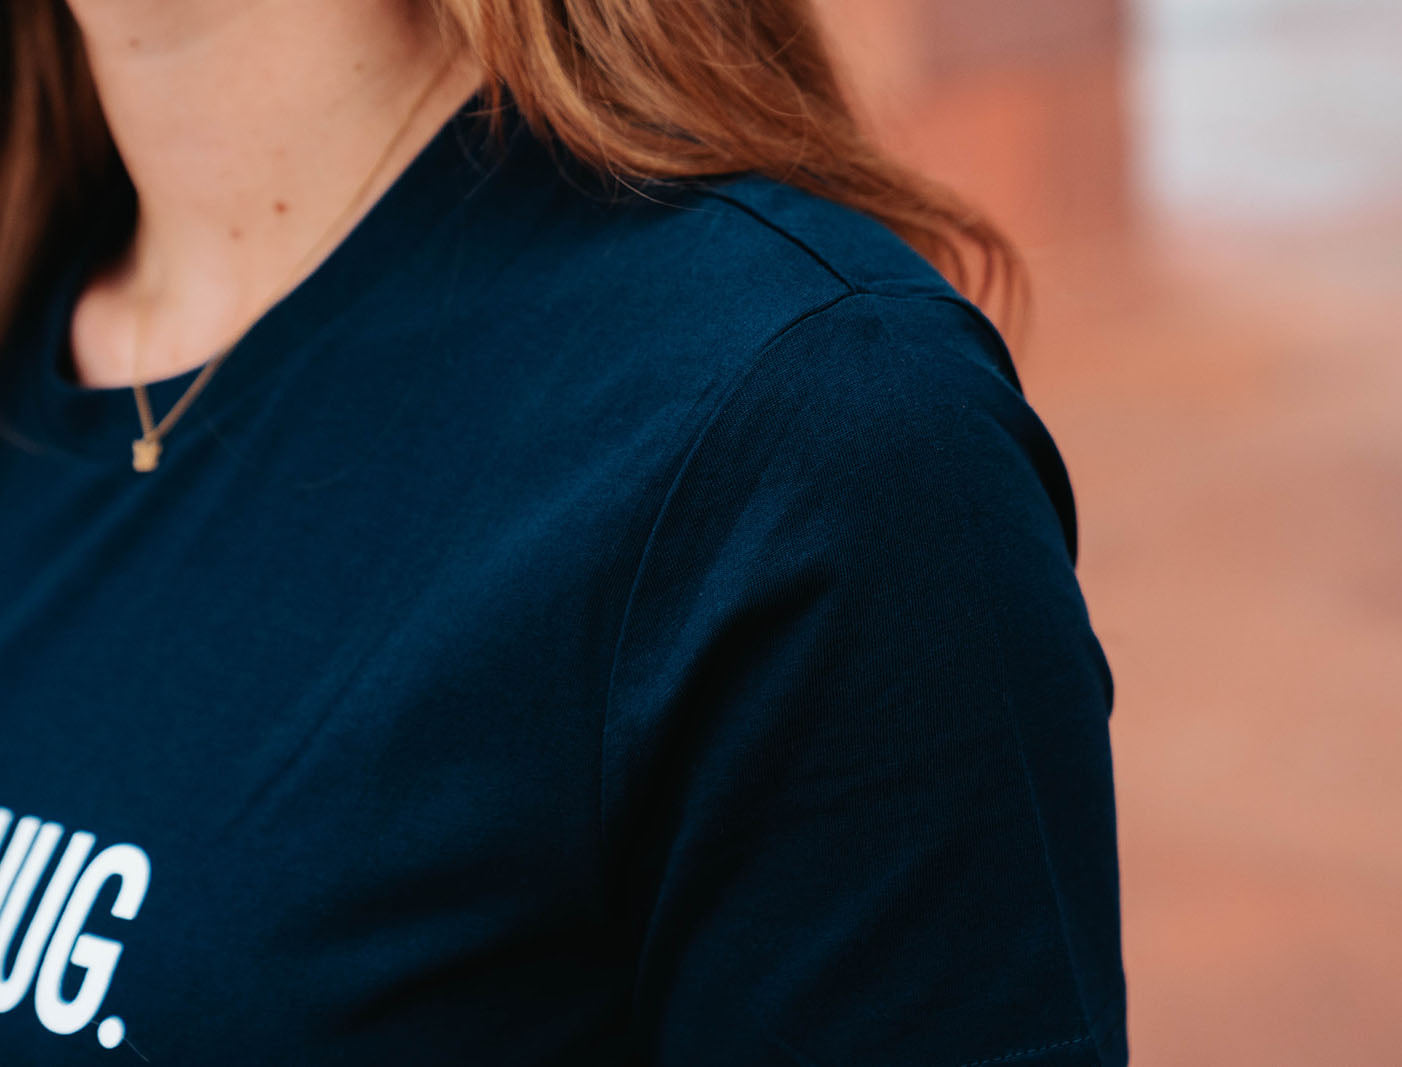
[65,0,483,387]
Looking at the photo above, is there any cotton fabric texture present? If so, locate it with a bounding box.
[0,89,1127,1065]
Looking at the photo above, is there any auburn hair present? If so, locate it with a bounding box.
[1,0,1028,354]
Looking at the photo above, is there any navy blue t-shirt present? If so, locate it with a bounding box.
[0,90,1127,1065]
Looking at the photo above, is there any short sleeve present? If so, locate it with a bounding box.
[602,291,1127,1067]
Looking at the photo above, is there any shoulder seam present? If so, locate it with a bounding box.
[862,287,1025,397]
[599,285,1018,839]
[690,186,857,292]
[598,283,1033,872]
[599,286,863,873]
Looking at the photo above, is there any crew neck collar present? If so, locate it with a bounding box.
[4,85,537,468]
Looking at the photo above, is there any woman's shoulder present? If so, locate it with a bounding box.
[531,161,1028,422]
[551,165,984,335]
[521,162,1074,551]
[600,188,1123,1067]
[632,174,1048,464]
[685,171,965,303]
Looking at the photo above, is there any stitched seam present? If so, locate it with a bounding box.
[680,187,1027,397]
[597,284,860,865]
[688,185,855,290]
[600,288,864,1024]
[954,1034,1097,1067]
[598,290,866,1029]
[854,288,1024,394]
[598,287,1092,1051]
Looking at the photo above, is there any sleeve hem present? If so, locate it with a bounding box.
[954,1033,1098,1067]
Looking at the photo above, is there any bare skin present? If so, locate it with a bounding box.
[65,0,484,388]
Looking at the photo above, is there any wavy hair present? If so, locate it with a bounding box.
[1,0,1027,352]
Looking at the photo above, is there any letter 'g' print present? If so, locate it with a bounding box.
[0,807,150,1052]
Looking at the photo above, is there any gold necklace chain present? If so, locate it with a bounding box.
[129,56,458,472]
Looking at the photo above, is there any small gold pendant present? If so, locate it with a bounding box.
[132,436,161,472]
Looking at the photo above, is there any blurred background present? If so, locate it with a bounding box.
[813,0,1402,1062]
